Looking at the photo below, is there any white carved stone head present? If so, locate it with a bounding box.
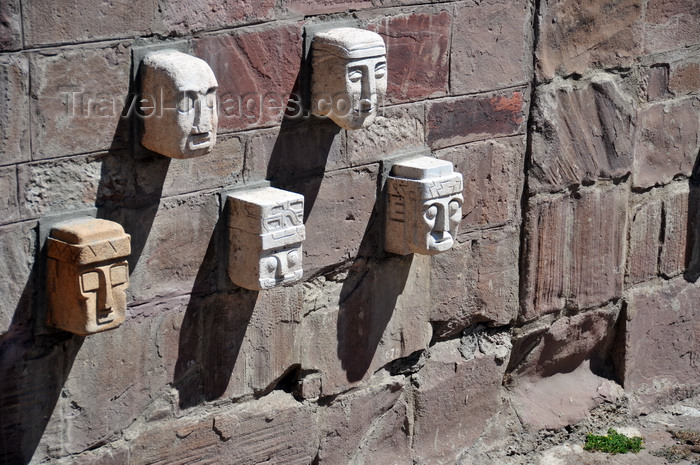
[385,157,463,255]
[46,218,131,335]
[141,50,218,159]
[228,187,306,290]
[311,27,387,130]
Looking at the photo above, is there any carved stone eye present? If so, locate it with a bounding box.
[265,257,277,273]
[449,200,460,215]
[375,62,387,79]
[287,250,300,267]
[348,68,363,83]
[110,264,128,286]
[177,91,197,113]
[81,271,100,292]
[425,205,438,221]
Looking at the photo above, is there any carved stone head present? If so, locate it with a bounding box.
[47,218,131,335]
[228,187,306,290]
[385,156,463,255]
[311,27,387,130]
[141,49,218,159]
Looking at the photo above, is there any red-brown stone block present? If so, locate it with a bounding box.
[626,198,662,286]
[162,0,275,34]
[644,0,700,54]
[537,0,642,80]
[644,65,670,101]
[29,43,131,159]
[0,0,21,51]
[633,97,700,189]
[529,77,635,193]
[426,89,528,149]
[451,0,533,94]
[670,60,700,96]
[0,166,18,225]
[660,183,690,278]
[368,10,451,103]
[1,54,30,165]
[281,0,372,16]
[194,22,304,132]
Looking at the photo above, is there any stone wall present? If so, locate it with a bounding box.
[0,0,697,463]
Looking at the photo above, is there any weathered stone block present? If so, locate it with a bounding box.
[438,136,525,232]
[194,22,303,131]
[537,0,642,80]
[670,60,700,96]
[24,0,160,46]
[162,0,275,34]
[426,89,528,150]
[643,0,700,54]
[0,0,21,50]
[529,77,635,193]
[660,183,690,278]
[317,375,410,464]
[281,0,372,16]
[0,54,30,165]
[413,335,510,464]
[431,228,519,339]
[0,166,18,225]
[622,279,700,410]
[0,222,36,335]
[451,0,533,94]
[367,9,450,103]
[633,97,700,189]
[644,65,670,101]
[29,43,131,159]
[626,198,662,286]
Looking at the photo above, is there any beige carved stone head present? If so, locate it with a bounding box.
[141,49,218,159]
[228,187,306,290]
[385,157,463,255]
[46,218,131,335]
[311,27,387,130]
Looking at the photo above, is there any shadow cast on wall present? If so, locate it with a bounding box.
[683,149,700,282]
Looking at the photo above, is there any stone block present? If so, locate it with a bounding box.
[633,97,700,189]
[23,0,160,46]
[430,228,519,339]
[129,392,318,464]
[17,151,134,220]
[670,60,700,96]
[644,65,670,101]
[426,89,528,150]
[317,375,410,464]
[0,166,18,224]
[345,102,425,167]
[643,0,700,54]
[660,183,690,278]
[0,54,30,165]
[529,77,635,193]
[367,9,450,103]
[0,222,36,335]
[162,0,275,34]
[536,0,642,80]
[622,279,700,409]
[299,254,431,396]
[281,0,372,15]
[0,0,21,50]
[451,0,533,94]
[194,22,303,132]
[412,335,509,464]
[437,136,525,232]
[29,43,131,159]
[626,198,662,286]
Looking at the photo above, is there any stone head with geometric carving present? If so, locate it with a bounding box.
[141,49,218,159]
[228,187,306,290]
[46,218,131,335]
[311,27,387,130]
[385,156,463,255]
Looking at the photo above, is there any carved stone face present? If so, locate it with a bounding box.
[47,218,131,335]
[311,27,387,130]
[386,156,464,256]
[228,187,306,290]
[141,50,218,159]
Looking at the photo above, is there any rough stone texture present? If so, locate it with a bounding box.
[430,228,519,340]
[368,9,450,103]
[281,0,372,16]
[194,22,303,132]
[426,88,528,149]
[412,334,510,464]
[0,221,36,335]
[162,0,276,34]
[29,43,131,159]
[0,166,18,225]
[621,278,700,411]
[643,0,700,54]
[450,0,532,94]
[23,0,160,46]
[670,60,700,96]
[129,391,318,464]
[317,375,410,464]
[660,183,690,278]
[0,54,30,165]
[0,0,21,50]
[437,136,525,232]
[643,64,669,101]
[536,0,643,80]
[529,76,635,194]
[633,97,700,189]
[626,197,662,286]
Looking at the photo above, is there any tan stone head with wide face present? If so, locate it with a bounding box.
[311,27,387,130]
[47,218,131,335]
[386,156,463,256]
[141,50,218,158]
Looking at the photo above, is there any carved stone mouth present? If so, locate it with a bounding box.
[356,107,375,115]
[188,132,211,150]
